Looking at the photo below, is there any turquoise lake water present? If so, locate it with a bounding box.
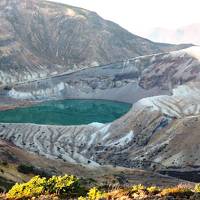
[0,99,132,125]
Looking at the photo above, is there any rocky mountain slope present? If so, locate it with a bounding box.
[0,0,191,85]
[1,82,200,169]
[1,47,200,183]
[3,46,200,104]
[0,140,183,191]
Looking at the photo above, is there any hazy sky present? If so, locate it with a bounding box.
[49,0,200,37]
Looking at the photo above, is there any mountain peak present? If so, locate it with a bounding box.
[0,0,192,85]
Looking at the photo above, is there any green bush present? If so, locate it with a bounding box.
[17,163,50,177]
[17,164,35,174]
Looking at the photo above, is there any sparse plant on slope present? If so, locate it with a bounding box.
[131,184,145,193]
[195,183,200,193]
[146,186,161,194]
[78,187,106,200]
[87,187,105,200]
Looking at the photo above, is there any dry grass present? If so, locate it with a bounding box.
[107,189,131,200]
[104,184,199,200]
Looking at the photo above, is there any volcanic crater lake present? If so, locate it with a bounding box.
[0,99,132,125]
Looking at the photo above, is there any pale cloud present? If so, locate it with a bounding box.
[48,0,200,37]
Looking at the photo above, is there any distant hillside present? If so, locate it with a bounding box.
[0,0,191,84]
[146,23,200,45]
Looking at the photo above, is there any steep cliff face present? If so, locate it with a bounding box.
[0,0,191,85]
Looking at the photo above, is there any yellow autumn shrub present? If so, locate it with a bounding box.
[78,187,106,200]
[7,176,46,199]
[131,184,146,193]
[7,174,85,199]
[195,184,200,193]
[146,186,161,194]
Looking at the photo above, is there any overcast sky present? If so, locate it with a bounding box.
[49,0,200,37]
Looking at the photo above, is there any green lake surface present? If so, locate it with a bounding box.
[0,99,132,125]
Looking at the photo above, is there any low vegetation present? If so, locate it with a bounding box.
[1,174,200,199]
[17,163,51,177]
